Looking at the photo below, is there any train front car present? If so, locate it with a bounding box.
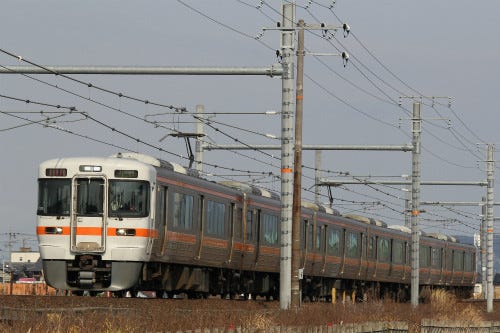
[37,155,156,292]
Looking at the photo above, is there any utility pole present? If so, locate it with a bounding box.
[404,188,411,229]
[481,196,487,300]
[486,144,494,313]
[264,5,343,310]
[410,102,421,308]
[291,19,305,309]
[279,2,295,310]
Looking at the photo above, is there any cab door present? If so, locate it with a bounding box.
[70,177,107,253]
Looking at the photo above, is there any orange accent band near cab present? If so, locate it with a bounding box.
[37,226,158,238]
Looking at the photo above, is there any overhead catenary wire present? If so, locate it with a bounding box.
[174,0,485,176]
[0,0,486,236]
[0,109,79,132]
[0,64,192,138]
[175,1,484,229]
[0,49,187,112]
[0,92,287,177]
[320,3,487,154]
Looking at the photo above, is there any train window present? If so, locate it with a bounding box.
[406,242,410,264]
[378,238,390,262]
[234,206,242,241]
[76,178,104,216]
[392,240,404,264]
[302,222,307,249]
[464,252,474,272]
[361,234,367,260]
[431,247,442,268]
[346,232,360,258]
[171,192,194,230]
[420,245,431,267]
[327,229,340,256]
[109,181,150,218]
[307,223,314,251]
[155,186,166,229]
[206,200,226,237]
[316,226,322,252]
[262,213,279,245]
[37,179,71,216]
[246,210,253,241]
[453,251,464,270]
[368,237,376,260]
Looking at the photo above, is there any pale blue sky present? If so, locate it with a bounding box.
[1,1,499,255]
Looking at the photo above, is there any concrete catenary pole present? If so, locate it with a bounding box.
[405,188,411,229]
[195,105,204,173]
[291,19,305,309]
[486,144,494,312]
[410,102,421,308]
[279,2,295,310]
[481,196,487,299]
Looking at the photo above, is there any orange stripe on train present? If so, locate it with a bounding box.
[37,226,158,238]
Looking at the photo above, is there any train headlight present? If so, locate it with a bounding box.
[116,228,136,236]
[45,227,63,234]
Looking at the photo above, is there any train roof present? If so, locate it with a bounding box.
[111,152,188,174]
[343,214,388,228]
[70,153,470,246]
[39,155,157,178]
[217,180,280,200]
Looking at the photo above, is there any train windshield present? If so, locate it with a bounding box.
[109,180,149,218]
[37,179,71,216]
[76,178,104,216]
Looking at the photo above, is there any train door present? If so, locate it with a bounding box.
[70,177,107,253]
[153,186,167,257]
[195,195,205,260]
[306,221,313,273]
[358,232,366,278]
[301,220,308,269]
[242,207,256,269]
[226,202,237,264]
[319,224,328,274]
[254,209,262,265]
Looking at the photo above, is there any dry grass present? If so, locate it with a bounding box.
[0,291,495,332]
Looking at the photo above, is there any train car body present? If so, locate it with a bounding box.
[36,153,477,299]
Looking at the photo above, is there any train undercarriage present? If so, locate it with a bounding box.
[47,258,472,301]
[127,263,472,301]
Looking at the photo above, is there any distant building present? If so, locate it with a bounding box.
[9,247,43,281]
[11,248,40,264]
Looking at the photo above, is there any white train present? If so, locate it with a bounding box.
[37,152,476,299]
[37,153,157,291]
